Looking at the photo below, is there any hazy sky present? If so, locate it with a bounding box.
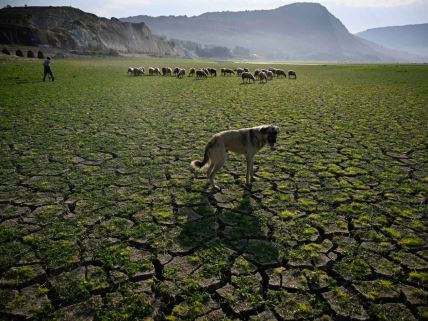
[2,0,428,32]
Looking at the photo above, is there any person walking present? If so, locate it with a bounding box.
[43,57,54,82]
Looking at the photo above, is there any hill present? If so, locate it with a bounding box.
[357,23,428,58]
[121,2,411,62]
[0,6,178,56]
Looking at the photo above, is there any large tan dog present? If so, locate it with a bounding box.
[191,124,280,188]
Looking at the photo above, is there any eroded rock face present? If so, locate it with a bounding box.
[0,6,179,55]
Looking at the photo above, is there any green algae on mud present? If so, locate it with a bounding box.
[0,57,427,320]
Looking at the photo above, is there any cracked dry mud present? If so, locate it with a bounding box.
[0,59,427,320]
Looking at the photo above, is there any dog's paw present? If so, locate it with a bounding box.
[206,182,221,191]
[212,184,221,191]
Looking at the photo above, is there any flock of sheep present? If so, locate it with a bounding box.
[127,66,297,83]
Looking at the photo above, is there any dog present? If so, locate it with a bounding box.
[191,124,280,188]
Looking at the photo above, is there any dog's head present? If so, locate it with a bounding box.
[259,124,280,149]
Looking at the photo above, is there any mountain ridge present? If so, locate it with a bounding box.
[0,6,179,56]
[356,23,428,58]
[121,2,414,61]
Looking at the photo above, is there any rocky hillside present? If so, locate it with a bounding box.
[122,2,412,62]
[357,23,428,58]
[0,6,178,56]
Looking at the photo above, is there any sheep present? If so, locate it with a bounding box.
[162,67,167,76]
[259,71,268,84]
[128,67,134,75]
[155,68,162,75]
[276,69,287,78]
[235,67,244,76]
[244,68,249,72]
[223,68,235,76]
[173,67,180,76]
[266,70,274,80]
[177,68,186,78]
[133,67,144,76]
[148,67,155,76]
[196,69,208,79]
[208,68,217,77]
[166,67,172,76]
[188,68,196,77]
[288,70,297,79]
[268,68,277,76]
[221,68,226,76]
[254,69,261,80]
[241,72,255,84]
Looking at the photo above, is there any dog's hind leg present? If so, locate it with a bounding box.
[208,148,226,189]
[208,162,224,189]
[206,163,215,183]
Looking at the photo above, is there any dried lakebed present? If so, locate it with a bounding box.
[0,58,427,320]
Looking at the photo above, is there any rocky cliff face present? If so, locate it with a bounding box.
[0,6,178,55]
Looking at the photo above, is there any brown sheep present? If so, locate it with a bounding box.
[288,70,297,79]
[241,72,255,84]
[254,69,261,80]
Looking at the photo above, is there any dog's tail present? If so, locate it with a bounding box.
[191,141,212,170]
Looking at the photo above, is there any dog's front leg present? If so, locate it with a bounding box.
[246,154,254,185]
[249,156,254,182]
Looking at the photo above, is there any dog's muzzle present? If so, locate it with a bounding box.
[268,134,276,149]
